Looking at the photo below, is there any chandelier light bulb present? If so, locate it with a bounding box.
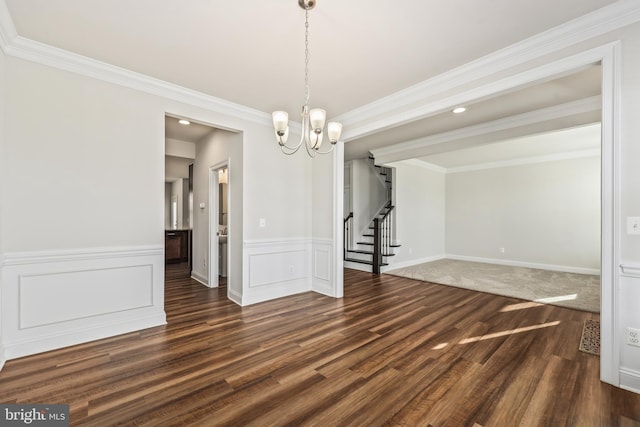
[327,122,343,144]
[272,111,289,134]
[309,108,326,132]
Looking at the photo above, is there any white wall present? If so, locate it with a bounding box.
[0,42,320,360]
[4,60,164,252]
[446,156,601,272]
[388,161,446,267]
[165,138,196,159]
[165,155,192,180]
[192,129,243,303]
[351,158,388,237]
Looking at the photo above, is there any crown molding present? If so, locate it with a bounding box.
[0,0,16,51]
[397,159,447,174]
[371,96,601,162]
[337,0,640,140]
[0,1,271,127]
[444,148,601,174]
[399,148,599,175]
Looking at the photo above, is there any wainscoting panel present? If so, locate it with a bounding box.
[312,239,334,297]
[248,250,307,288]
[1,246,166,360]
[242,239,311,306]
[19,265,153,329]
[619,264,640,394]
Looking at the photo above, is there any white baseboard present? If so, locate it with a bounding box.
[0,344,5,372]
[382,254,446,272]
[1,245,166,361]
[242,280,310,306]
[445,254,600,275]
[312,281,334,297]
[620,368,640,395]
[4,312,166,360]
[191,271,209,287]
[228,288,242,305]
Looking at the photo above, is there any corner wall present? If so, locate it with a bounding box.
[387,161,445,268]
[192,129,243,304]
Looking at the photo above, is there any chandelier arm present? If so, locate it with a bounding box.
[280,145,301,155]
[312,143,337,155]
[277,136,303,152]
[304,140,317,158]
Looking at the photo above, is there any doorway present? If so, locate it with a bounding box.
[164,156,194,280]
[208,162,229,288]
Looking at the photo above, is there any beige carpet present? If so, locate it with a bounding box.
[386,259,600,313]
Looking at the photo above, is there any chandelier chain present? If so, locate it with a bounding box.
[304,9,310,106]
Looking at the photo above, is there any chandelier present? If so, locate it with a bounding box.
[272,0,343,157]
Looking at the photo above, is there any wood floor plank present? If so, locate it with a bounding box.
[0,268,638,426]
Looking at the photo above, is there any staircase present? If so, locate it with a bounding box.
[344,155,400,273]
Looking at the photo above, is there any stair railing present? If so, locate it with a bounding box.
[344,212,354,260]
[372,205,395,274]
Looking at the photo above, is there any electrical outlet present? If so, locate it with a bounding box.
[499,247,505,253]
[627,327,640,347]
[628,217,640,235]
[288,265,294,273]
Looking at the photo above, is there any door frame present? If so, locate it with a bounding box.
[340,42,621,386]
[208,160,230,288]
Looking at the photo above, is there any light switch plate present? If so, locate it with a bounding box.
[627,217,640,235]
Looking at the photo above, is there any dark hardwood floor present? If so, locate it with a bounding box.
[1,268,639,426]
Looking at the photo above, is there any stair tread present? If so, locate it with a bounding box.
[347,249,395,257]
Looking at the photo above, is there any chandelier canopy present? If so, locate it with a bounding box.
[272,0,343,157]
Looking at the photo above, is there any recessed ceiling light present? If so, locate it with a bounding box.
[178,119,191,125]
[452,107,467,114]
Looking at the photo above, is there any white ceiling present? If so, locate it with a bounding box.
[165,116,214,143]
[4,0,615,163]
[415,123,601,171]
